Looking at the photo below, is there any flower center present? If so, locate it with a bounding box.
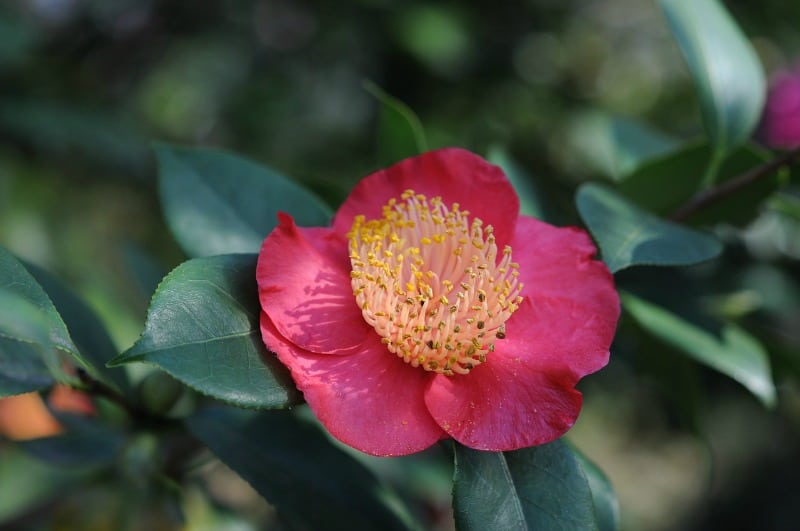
[347,190,524,376]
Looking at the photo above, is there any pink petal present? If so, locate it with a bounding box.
[260,313,446,456]
[257,213,371,355]
[332,148,520,245]
[511,217,619,368]
[425,356,583,450]
[424,216,619,450]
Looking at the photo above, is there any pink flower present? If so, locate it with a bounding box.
[257,148,619,456]
[760,66,800,149]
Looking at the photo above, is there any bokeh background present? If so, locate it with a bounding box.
[2,1,800,530]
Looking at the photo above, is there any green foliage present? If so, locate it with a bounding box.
[452,440,600,531]
[622,292,776,407]
[617,143,780,226]
[186,407,417,531]
[659,0,765,184]
[364,81,428,167]
[0,247,79,387]
[26,263,130,394]
[110,254,300,409]
[487,146,550,221]
[576,183,723,272]
[156,145,332,258]
[0,336,54,397]
[572,446,620,531]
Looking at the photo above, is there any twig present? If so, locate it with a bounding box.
[670,147,800,222]
[75,368,146,420]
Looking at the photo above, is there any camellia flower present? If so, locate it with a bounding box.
[257,148,619,456]
[760,66,800,148]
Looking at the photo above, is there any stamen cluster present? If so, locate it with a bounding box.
[348,190,524,376]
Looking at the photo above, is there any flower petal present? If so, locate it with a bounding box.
[260,313,446,456]
[425,355,583,450]
[332,148,520,245]
[509,216,619,377]
[257,213,371,355]
[424,217,619,451]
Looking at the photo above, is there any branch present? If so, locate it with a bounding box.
[670,147,800,222]
[75,368,146,420]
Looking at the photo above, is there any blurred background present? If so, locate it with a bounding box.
[1,1,800,530]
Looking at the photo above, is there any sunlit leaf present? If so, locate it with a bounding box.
[576,183,722,272]
[660,0,765,177]
[156,144,332,258]
[364,81,427,167]
[453,440,598,530]
[186,407,416,531]
[109,254,300,409]
[622,292,776,407]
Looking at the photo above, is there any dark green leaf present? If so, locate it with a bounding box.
[576,183,723,272]
[487,146,549,220]
[617,143,778,227]
[0,336,54,397]
[186,407,415,531]
[0,288,52,351]
[156,144,332,257]
[18,416,126,467]
[25,263,130,394]
[109,254,300,409]
[659,0,765,168]
[0,247,84,385]
[453,440,598,531]
[364,81,428,167]
[622,292,776,407]
[571,446,619,531]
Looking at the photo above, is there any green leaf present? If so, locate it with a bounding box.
[0,247,83,385]
[0,336,54,397]
[622,292,776,407]
[25,263,130,394]
[109,254,300,409]
[659,0,765,171]
[364,81,428,167]
[186,407,415,531]
[571,112,679,181]
[487,146,549,220]
[18,416,127,467]
[576,183,723,273]
[453,440,598,531]
[155,144,333,258]
[617,142,779,227]
[571,446,619,531]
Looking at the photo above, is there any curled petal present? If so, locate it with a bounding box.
[332,148,520,245]
[260,313,446,456]
[257,213,371,355]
